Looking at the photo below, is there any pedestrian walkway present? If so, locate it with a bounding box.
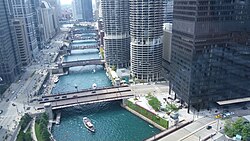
[31,117,38,141]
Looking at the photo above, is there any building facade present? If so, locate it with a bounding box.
[162,23,172,80]
[72,0,93,22]
[130,0,164,81]
[102,0,130,68]
[40,1,57,43]
[10,0,38,59]
[170,0,250,111]
[0,0,21,83]
[164,0,173,23]
[13,19,32,66]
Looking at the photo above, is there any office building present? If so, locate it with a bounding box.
[130,0,164,81]
[162,23,172,79]
[164,0,173,23]
[170,0,250,111]
[72,0,93,22]
[0,0,21,83]
[13,19,32,66]
[40,1,57,43]
[10,0,38,58]
[102,0,130,68]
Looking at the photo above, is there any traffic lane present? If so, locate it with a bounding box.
[40,92,133,108]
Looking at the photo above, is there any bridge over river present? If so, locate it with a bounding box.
[37,85,133,110]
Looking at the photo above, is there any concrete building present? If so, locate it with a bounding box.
[102,0,130,68]
[170,0,250,111]
[164,0,173,23]
[162,23,172,80]
[40,1,57,43]
[10,0,38,58]
[31,0,43,49]
[130,0,164,81]
[72,0,93,22]
[0,0,21,83]
[13,19,32,66]
[44,0,60,29]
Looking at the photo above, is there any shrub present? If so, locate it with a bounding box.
[224,118,250,141]
[35,113,50,141]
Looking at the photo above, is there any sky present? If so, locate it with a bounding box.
[60,0,96,6]
[60,0,73,5]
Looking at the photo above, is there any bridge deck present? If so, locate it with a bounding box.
[37,86,133,110]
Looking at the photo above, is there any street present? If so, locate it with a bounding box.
[0,31,66,140]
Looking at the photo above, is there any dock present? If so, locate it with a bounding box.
[55,112,61,125]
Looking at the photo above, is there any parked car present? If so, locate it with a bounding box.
[73,95,78,98]
[62,96,67,99]
[54,96,60,100]
[12,103,16,106]
[44,98,49,101]
[38,98,43,102]
[242,107,248,110]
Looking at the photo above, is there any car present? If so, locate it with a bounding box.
[0,110,3,114]
[54,96,60,99]
[62,96,67,98]
[73,95,78,98]
[26,107,31,110]
[242,107,248,110]
[206,125,212,130]
[12,103,16,106]
[44,98,49,101]
[11,91,15,94]
[38,99,43,102]
[5,99,9,102]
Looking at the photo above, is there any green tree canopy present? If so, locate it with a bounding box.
[224,118,250,141]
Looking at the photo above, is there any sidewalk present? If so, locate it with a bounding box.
[31,117,38,141]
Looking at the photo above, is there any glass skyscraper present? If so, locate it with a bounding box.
[170,0,250,111]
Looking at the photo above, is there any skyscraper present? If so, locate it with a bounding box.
[170,0,250,111]
[72,0,93,22]
[0,0,21,83]
[102,0,130,68]
[10,0,38,58]
[40,1,58,43]
[164,0,173,23]
[130,0,164,81]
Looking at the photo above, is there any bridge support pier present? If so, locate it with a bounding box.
[44,103,53,120]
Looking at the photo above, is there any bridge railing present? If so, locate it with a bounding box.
[42,85,129,98]
[40,88,131,104]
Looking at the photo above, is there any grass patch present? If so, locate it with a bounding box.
[16,127,32,141]
[147,94,161,111]
[126,100,168,128]
[35,113,50,141]
[16,113,32,141]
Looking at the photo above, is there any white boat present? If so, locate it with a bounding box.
[54,76,59,83]
[83,117,95,132]
[92,83,97,90]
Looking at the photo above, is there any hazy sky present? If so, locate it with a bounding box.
[60,0,96,5]
[60,0,73,5]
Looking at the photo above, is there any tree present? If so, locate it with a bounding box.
[165,103,179,113]
[111,65,116,71]
[224,118,250,141]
